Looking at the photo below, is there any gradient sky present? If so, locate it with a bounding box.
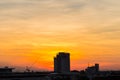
[0,0,120,71]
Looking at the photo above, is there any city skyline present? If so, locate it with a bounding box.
[0,0,120,71]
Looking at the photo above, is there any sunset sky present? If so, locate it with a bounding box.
[0,0,120,71]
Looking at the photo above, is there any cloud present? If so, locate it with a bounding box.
[0,0,120,70]
[0,0,120,43]
[0,0,120,22]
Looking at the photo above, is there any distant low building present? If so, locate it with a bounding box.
[85,64,99,75]
[0,66,14,73]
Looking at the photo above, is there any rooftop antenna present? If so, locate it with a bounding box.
[88,62,90,67]
[25,57,40,72]
[26,66,31,72]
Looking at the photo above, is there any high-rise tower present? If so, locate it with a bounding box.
[54,52,70,73]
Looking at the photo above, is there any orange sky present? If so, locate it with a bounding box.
[0,0,120,71]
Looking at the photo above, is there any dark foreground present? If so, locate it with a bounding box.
[0,72,120,80]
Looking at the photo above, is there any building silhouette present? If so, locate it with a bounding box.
[85,63,99,76]
[54,52,70,73]
[0,66,14,73]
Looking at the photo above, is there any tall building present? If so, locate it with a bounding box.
[95,63,99,72]
[54,52,70,73]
